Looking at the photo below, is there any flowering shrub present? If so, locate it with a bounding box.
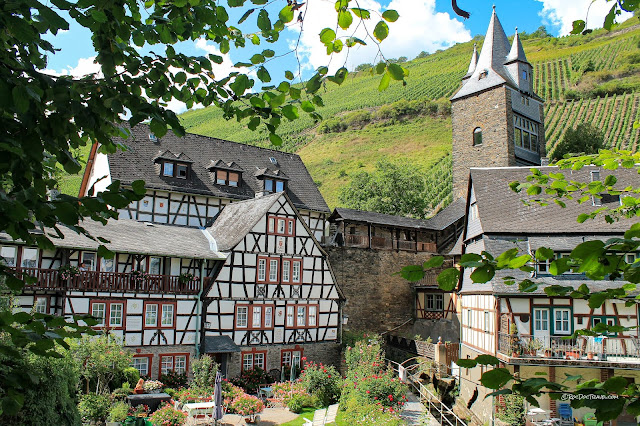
[191,354,218,389]
[340,335,408,423]
[149,403,187,426]
[229,394,265,416]
[299,361,341,406]
[230,367,272,394]
[59,264,80,280]
[159,370,188,389]
[270,381,315,412]
[143,380,164,392]
[344,335,384,376]
[174,387,214,404]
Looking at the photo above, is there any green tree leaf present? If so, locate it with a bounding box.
[338,10,353,29]
[373,20,389,42]
[382,10,399,22]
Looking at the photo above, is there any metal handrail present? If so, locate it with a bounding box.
[386,359,467,426]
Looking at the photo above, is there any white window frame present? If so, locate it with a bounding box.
[34,297,47,314]
[258,259,266,282]
[269,259,278,282]
[252,306,262,329]
[484,311,489,333]
[174,355,187,373]
[534,308,549,332]
[0,246,17,267]
[282,260,290,282]
[254,352,265,369]
[101,257,115,273]
[21,247,39,269]
[92,302,106,326]
[288,220,294,235]
[82,252,97,271]
[161,304,174,327]
[145,304,158,327]
[554,308,571,335]
[268,218,275,233]
[308,306,317,327]
[161,356,174,375]
[132,357,149,377]
[265,306,273,328]
[109,303,124,327]
[278,219,286,234]
[237,306,248,328]
[297,306,306,327]
[242,353,253,371]
[292,261,300,283]
[286,306,294,327]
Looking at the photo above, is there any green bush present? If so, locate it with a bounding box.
[299,362,341,406]
[318,117,347,133]
[149,403,188,426]
[230,368,272,394]
[2,344,81,426]
[159,370,188,389]
[164,388,177,397]
[109,401,130,422]
[78,393,111,423]
[496,394,526,426]
[191,354,219,389]
[341,398,404,425]
[121,367,140,386]
[344,110,372,128]
[551,123,604,161]
[287,392,314,413]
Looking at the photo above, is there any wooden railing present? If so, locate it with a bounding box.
[342,234,438,252]
[11,267,204,294]
[498,332,640,362]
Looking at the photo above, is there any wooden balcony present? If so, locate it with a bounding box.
[12,267,204,294]
[497,332,640,365]
[342,234,437,252]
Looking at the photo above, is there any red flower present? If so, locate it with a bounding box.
[388,395,393,401]
[373,397,377,400]
[366,391,370,394]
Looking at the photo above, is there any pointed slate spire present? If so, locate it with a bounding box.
[463,43,479,79]
[506,27,528,64]
[451,6,515,101]
[475,6,511,76]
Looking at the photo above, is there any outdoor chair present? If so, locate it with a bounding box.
[303,407,327,426]
[324,404,339,424]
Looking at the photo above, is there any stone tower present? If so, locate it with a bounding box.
[450,7,546,199]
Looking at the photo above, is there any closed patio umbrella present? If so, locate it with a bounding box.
[214,371,223,423]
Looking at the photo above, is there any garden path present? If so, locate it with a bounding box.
[400,391,438,426]
[217,406,298,425]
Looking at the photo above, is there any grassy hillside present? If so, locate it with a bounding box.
[60,18,640,208]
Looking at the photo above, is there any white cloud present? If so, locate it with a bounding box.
[42,56,103,78]
[537,0,633,36]
[288,0,471,73]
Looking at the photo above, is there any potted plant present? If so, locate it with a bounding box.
[178,272,199,285]
[143,380,164,394]
[509,324,521,357]
[544,348,553,357]
[107,401,129,426]
[587,351,595,360]
[130,270,149,284]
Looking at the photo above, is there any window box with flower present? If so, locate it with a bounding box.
[130,270,150,286]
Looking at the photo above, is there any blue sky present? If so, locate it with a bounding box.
[42,0,630,113]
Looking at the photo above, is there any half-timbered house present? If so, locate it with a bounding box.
[3,219,227,379]
[458,166,640,425]
[79,125,330,240]
[202,192,343,377]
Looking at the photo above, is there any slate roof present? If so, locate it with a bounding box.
[107,125,329,213]
[201,335,240,353]
[329,198,465,232]
[460,235,636,296]
[0,219,226,260]
[451,8,517,101]
[463,44,479,79]
[207,192,282,251]
[506,29,528,64]
[470,166,640,235]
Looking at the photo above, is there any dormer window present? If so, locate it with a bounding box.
[215,170,240,187]
[265,178,285,193]
[163,162,174,177]
[478,70,488,80]
[176,164,188,179]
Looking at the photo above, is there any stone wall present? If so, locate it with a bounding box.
[452,86,514,200]
[326,246,455,337]
[227,342,341,379]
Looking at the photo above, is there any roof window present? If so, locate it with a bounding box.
[269,157,278,166]
[149,133,158,141]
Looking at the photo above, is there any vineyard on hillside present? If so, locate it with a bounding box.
[544,93,640,154]
[423,154,453,214]
[532,34,640,100]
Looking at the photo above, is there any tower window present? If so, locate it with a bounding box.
[473,127,483,146]
[522,70,527,80]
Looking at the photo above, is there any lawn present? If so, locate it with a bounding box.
[279,407,349,426]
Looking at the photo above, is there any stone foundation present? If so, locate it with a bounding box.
[227,341,341,379]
